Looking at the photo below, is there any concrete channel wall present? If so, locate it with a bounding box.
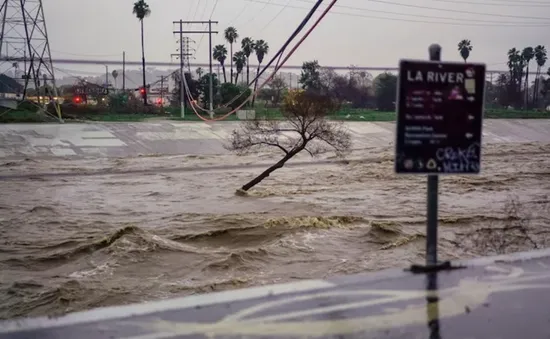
[0,119,549,159]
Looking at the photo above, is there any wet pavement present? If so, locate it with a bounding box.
[1,120,550,159]
[1,249,550,338]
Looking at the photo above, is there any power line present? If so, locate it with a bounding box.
[480,0,550,3]
[191,0,201,20]
[195,0,208,23]
[196,0,219,52]
[4,57,532,74]
[239,0,273,27]
[209,0,219,19]
[361,0,550,20]
[213,0,327,110]
[246,0,550,26]
[185,0,341,121]
[50,50,122,58]
[199,0,210,20]
[294,0,549,24]
[55,67,104,76]
[260,0,292,32]
[429,0,550,6]
[226,2,249,26]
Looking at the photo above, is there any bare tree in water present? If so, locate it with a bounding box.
[226,89,352,192]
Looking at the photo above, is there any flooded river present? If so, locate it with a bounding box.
[1,142,549,320]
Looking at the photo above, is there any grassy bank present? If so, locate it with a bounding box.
[1,106,548,123]
[169,107,549,122]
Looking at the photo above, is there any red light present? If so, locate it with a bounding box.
[156,98,162,104]
[74,96,82,103]
[139,88,146,94]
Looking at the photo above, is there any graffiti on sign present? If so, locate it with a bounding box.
[435,143,480,173]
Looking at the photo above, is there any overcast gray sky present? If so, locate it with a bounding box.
[45,0,550,72]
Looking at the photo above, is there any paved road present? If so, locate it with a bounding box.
[1,120,550,159]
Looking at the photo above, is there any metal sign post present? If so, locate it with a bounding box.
[427,44,441,267]
[395,44,486,269]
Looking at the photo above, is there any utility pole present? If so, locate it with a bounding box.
[122,51,126,91]
[173,20,218,118]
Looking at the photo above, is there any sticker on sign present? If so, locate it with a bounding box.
[394,59,486,175]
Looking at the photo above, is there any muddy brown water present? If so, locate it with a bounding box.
[1,142,550,320]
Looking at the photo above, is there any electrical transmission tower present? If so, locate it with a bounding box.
[173,20,217,116]
[0,0,62,122]
[171,36,196,67]
[171,32,196,119]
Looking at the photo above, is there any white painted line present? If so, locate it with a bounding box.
[0,279,335,333]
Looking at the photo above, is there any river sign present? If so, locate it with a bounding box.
[394,60,486,174]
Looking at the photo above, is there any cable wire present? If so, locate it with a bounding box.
[429,0,550,6]
[260,0,292,32]
[196,0,219,53]
[183,0,338,122]
[293,0,549,24]
[246,0,550,26]
[209,0,219,19]
[239,0,273,27]
[50,50,122,58]
[479,0,549,3]
[191,0,201,21]
[183,0,326,112]
[209,0,326,110]
[362,0,549,20]
[226,1,249,26]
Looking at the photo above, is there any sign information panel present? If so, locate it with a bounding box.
[395,60,486,174]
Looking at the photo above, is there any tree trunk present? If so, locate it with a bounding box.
[140,19,147,105]
[252,63,261,107]
[241,147,302,191]
[246,58,250,86]
[222,63,227,83]
[230,43,234,84]
[235,72,239,84]
[246,59,250,108]
[524,65,530,108]
[533,65,540,108]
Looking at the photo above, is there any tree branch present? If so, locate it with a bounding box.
[303,147,314,157]
[257,141,289,155]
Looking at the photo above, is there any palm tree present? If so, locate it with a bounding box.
[508,48,524,107]
[133,0,151,105]
[533,45,547,106]
[112,70,119,88]
[252,39,269,106]
[522,47,535,108]
[224,27,239,84]
[457,39,473,62]
[233,51,246,84]
[213,44,228,83]
[241,37,255,85]
[196,67,204,79]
